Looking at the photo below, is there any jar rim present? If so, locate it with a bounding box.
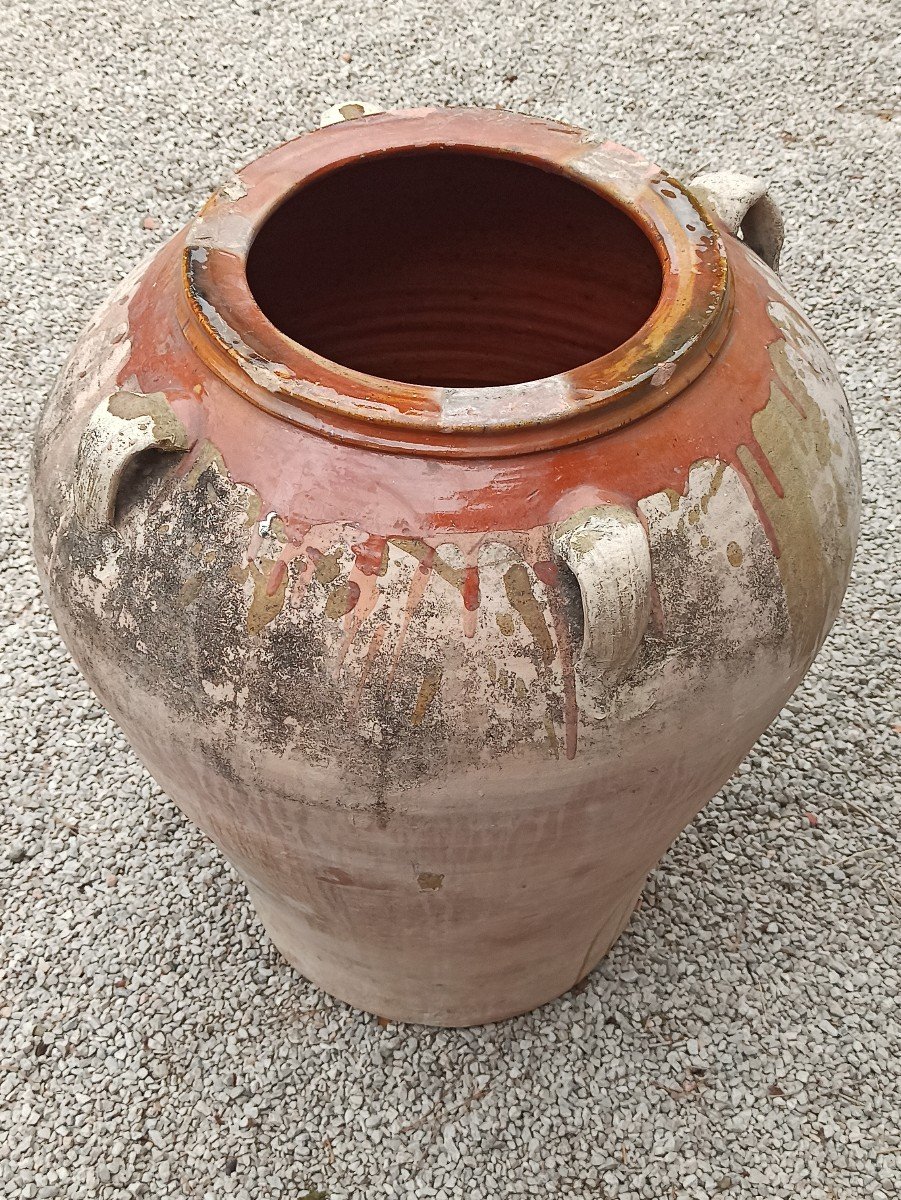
[180,106,731,457]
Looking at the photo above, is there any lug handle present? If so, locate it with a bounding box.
[691,171,785,272]
[73,391,192,531]
[553,505,653,680]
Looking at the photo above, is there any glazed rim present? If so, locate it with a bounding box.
[180,107,731,457]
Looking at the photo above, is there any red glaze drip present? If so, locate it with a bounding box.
[351,533,388,576]
[462,566,481,612]
[386,545,435,693]
[534,558,579,761]
[265,558,288,596]
[116,214,798,707]
[120,237,789,551]
[342,579,362,613]
[743,435,786,500]
[351,623,388,709]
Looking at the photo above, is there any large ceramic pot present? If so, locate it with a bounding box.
[31,107,860,1025]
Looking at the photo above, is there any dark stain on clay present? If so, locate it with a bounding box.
[496,612,515,636]
[325,580,361,619]
[312,547,343,587]
[634,501,789,688]
[410,667,442,726]
[31,383,793,817]
[503,563,555,663]
[700,461,727,514]
[177,574,205,608]
[235,559,290,634]
[417,872,444,891]
[82,450,459,798]
[391,538,466,594]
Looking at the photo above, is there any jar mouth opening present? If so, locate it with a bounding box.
[181,107,730,456]
[244,148,665,390]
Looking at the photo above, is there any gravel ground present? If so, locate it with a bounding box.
[1,2,899,1197]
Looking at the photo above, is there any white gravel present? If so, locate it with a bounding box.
[1,2,899,1197]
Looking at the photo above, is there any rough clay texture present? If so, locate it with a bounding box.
[0,1,898,1197]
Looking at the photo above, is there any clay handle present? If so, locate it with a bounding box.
[73,391,192,531]
[690,171,785,272]
[553,506,652,678]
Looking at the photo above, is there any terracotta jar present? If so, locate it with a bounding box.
[31,107,860,1025]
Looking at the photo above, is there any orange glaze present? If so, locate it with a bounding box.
[120,229,785,554]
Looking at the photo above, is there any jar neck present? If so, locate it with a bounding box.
[180,107,731,458]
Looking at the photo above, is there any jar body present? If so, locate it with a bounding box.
[31,112,860,1025]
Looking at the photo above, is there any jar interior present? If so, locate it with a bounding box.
[246,149,664,389]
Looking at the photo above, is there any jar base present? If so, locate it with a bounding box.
[247,878,645,1028]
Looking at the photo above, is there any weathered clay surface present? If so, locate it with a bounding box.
[31,108,860,1025]
[691,170,785,271]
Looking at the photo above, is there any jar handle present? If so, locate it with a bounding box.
[552,506,653,679]
[319,101,384,128]
[73,391,192,531]
[690,171,785,272]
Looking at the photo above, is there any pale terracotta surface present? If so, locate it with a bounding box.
[31,108,860,1026]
